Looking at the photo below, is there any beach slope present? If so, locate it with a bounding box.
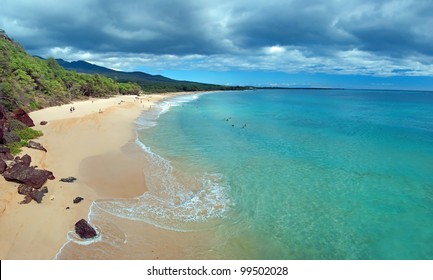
[0,95,162,259]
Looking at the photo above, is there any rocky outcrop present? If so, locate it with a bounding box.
[0,104,6,120]
[15,154,32,167]
[0,104,6,144]
[27,141,47,152]
[21,154,32,166]
[60,177,77,183]
[17,184,48,203]
[12,108,34,127]
[0,147,11,153]
[17,184,33,195]
[1,144,53,205]
[0,147,13,160]
[2,130,20,144]
[20,195,32,204]
[75,219,97,239]
[0,158,6,174]
[2,163,54,188]
[30,189,45,203]
[73,197,84,204]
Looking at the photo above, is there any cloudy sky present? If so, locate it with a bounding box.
[2,0,433,90]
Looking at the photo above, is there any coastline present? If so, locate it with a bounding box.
[0,92,194,259]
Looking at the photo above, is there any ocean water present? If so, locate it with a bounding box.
[57,89,433,259]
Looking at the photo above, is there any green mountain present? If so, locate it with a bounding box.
[0,30,247,113]
[55,59,247,93]
[56,59,173,82]
[0,30,141,112]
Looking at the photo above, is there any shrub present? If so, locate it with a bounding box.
[5,127,43,155]
[6,140,27,155]
[14,127,43,141]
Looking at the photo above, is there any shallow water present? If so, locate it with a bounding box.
[57,89,433,259]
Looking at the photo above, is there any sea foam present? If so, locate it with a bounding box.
[96,92,233,232]
[93,139,233,232]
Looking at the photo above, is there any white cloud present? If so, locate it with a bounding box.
[264,45,286,55]
[2,0,433,78]
[40,45,433,78]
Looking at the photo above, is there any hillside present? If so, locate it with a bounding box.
[0,31,142,113]
[56,59,173,82]
[56,59,248,93]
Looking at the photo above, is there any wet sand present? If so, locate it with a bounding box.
[0,93,188,259]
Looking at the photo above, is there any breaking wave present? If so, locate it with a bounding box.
[94,139,233,232]
[96,92,233,231]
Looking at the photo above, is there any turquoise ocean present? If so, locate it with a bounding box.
[57,89,433,259]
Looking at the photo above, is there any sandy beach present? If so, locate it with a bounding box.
[0,93,184,259]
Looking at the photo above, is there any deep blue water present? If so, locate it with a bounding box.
[113,89,433,259]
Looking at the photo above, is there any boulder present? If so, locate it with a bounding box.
[74,219,97,239]
[8,118,27,130]
[20,195,32,205]
[0,147,13,161]
[60,177,77,183]
[73,197,84,204]
[22,154,32,166]
[40,186,48,194]
[3,130,20,144]
[16,154,32,167]
[40,121,48,126]
[30,189,44,203]
[12,108,34,127]
[0,153,13,161]
[2,164,54,188]
[17,184,33,195]
[27,141,47,152]
[0,158,6,174]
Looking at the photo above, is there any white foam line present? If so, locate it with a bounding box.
[135,92,211,128]
[55,93,218,258]
[53,200,100,259]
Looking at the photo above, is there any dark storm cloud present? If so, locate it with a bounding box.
[337,0,433,57]
[226,1,353,51]
[226,0,433,58]
[1,0,230,54]
[1,0,433,76]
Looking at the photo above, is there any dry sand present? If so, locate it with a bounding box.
[0,93,186,259]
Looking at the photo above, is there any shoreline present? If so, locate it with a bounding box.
[0,92,200,259]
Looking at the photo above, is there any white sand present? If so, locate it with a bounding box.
[0,93,186,259]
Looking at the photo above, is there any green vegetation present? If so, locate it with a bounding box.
[105,73,247,93]
[57,56,249,93]
[0,31,141,112]
[6,140,28,155]
[5,127,43,155]
[1,30,248,114]
[4,118,44,155]
[14,127,43,141]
